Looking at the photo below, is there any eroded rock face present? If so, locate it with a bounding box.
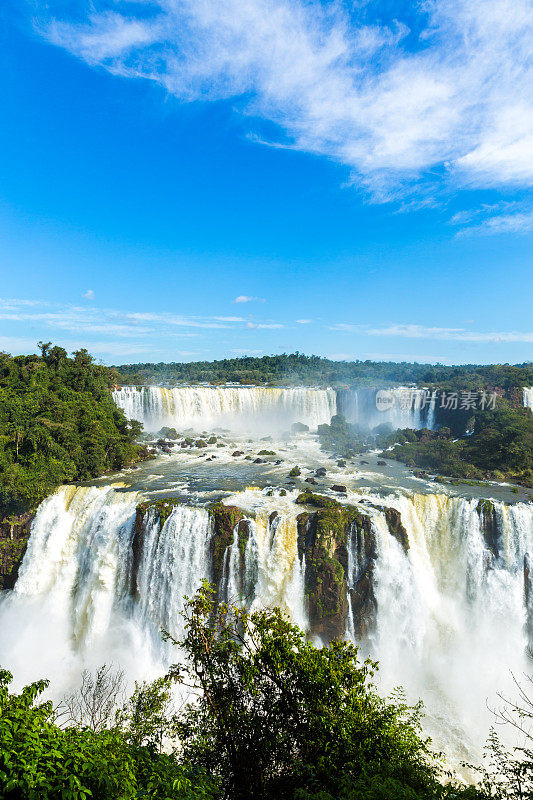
[524,553,533,650]
[208,503,245,589]
[0,510,34,590]
[383,508,409,552]
[348,520,377,640]
[296,495,374,642]
[477,499,500,559]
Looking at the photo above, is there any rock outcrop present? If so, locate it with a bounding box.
[383,507,409,552]
[477,499,500,559]
[208,503,246,588]
[0,510,34,590]
[296,493,374,641]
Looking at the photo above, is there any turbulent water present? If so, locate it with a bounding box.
[113,385,435,432]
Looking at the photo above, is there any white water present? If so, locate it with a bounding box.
[0,485,306,694]
[338,387,436,431]
[362,494,533,763]
[524,387,533,411]
[113,386,337,433]
[0,482,532,766]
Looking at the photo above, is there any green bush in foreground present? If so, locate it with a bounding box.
[0,668,216,800]
[167,585,486,800]
[0,586,505,799]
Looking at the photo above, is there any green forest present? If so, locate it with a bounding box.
[1,585,525,800]
[114,353,533,389]
[384,399,533,485]
[0,344,143,512]
[316,400,533,487]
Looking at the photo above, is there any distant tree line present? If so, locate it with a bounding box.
[0,344,143,512]
[113,352,533,390]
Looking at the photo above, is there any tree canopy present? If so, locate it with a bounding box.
[0,347,143,511]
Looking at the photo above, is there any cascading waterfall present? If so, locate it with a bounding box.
[0,485,307,693]
[219,512,307,630]
[358,494,533,763]
[337,387,436,430]
[524,387,533,411]
[134,505,213,654]
[113,386,337,433]
[1,481,532,764]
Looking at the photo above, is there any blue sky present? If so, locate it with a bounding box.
[0,0,532,365]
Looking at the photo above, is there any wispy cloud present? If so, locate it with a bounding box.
[364,323,533,343]
[37,0,533,205]
[246,322,284,329]
[83,289,95,300]
[233,295,264,304]
[0,298,290,361]
[458,209,533,236]
[296,319,312,324]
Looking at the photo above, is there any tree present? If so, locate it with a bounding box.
[166,584,482,800]
[56,664,126,732]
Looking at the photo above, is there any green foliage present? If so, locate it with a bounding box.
[317,413,367,456]
[166,584,485,800]
[383,401,533,486]
[0,668,216,800]
[113,353,533,389]
[0,668,136,799]
[0,347,144,511]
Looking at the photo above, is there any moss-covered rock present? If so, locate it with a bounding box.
[136,499,181,528]
[208,503,245,588]
[289,466,301,477]
[291,422,309,433]
[477,498,500,558]
[295,492,339,509]
[298,498,374,642]
[383,507,409,552]
[0,510,34,590]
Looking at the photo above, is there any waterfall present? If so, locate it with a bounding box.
[363,493,533,763]
[245,513,307,630]
[0,486,213,693]
[1,481,531,765]
[524,387,533,411]
[113,386,337,433]
[337,388,436,431]
[134,505,212,651]
[0,485,306,694]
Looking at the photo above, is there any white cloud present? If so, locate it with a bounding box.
[458,209,533,236]
[246,322,284,329]
[296,319,312,324]
[83,289,95,299]
[232,348,264,355]
[233,295,264,303]
[37,0,533,202]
